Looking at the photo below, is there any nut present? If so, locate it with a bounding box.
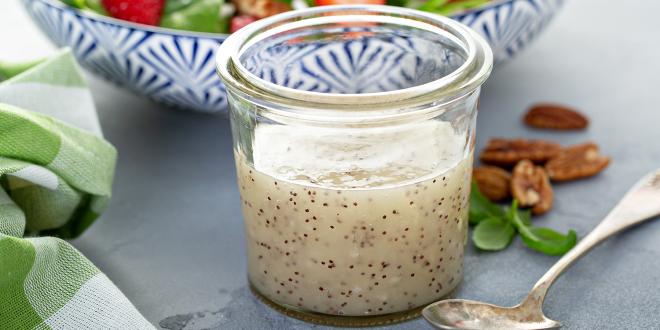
[546,142,610,181]
[523,103,589,130]
[511,160,553,215]
[480,138,562,166]
[473,166,511,201]
[232,0,290,18]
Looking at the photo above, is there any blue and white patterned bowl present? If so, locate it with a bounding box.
[23,0,563,113]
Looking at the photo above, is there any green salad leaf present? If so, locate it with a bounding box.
[59,0,108,15]
[160,0,229,33]
[84,0,108,15]
[386,0,408,7]
[60,0,86,9]
[59,0,495,34]
[419,0,491,15]
[472,217,516,251]
[469,182,506,225]
[165,0,195,14]
[418,0,450,12]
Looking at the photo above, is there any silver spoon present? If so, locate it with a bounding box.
[423,169,660,330]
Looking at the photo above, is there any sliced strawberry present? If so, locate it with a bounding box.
[314,0,385,5]
[231,15,258,33]
[101,0,165,26]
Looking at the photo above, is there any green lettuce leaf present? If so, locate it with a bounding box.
[160,0,229,33]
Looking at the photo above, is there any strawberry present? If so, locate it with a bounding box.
[314,0,385,5]
[101,0,165,26]
[230,15,258,33]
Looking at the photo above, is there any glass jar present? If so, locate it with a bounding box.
[216,5,492,326]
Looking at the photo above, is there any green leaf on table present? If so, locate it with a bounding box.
[509,200,577,255]
[517,208,532,226]
[160,0,229,33]
[508,200,535,235]
[468,184,578,255]
[519,227,577,256]
[504,201,532,226]
[472,218,516,251]
[469,181,505,225]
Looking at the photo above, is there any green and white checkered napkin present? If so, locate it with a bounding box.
[0,50,153,329]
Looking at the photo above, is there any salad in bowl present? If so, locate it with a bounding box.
[61,0,496,33]
[25,0,563,112]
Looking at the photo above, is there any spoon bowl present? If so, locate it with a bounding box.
[423,299,560,330]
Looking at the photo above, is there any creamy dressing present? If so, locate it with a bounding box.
[235,120,472,316]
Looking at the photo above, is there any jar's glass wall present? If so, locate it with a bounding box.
[228,88,478,318]
[219,5,492,325]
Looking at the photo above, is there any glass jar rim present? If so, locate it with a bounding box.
[216,5,493,118]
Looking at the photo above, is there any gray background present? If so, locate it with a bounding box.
[2,0,659,329]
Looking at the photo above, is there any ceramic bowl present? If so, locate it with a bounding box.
[23,0,563,113]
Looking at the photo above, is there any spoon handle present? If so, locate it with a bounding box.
[523,169,660,308]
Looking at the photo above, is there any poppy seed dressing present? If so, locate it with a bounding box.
[235,121,472,316]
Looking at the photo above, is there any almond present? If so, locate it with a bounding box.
[473,166,511,202]
[523,103,589,130]
[511,160,553,215]
[480,138,562,167]
[546,142,610,181]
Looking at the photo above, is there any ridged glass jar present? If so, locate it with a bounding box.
[216,5,492,326]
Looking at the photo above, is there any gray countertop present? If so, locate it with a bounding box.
[3,0,660,329]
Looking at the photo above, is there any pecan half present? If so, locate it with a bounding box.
[523,103,589,130]
[480,138,562,166]
[473,166,511,202]
[546,142,610,181]
[511,160,553,215]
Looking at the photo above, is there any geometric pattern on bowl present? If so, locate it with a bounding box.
[23,0,562,113]
[241,26,468,94]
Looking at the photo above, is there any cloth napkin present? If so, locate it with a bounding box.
[0,50,153,329]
